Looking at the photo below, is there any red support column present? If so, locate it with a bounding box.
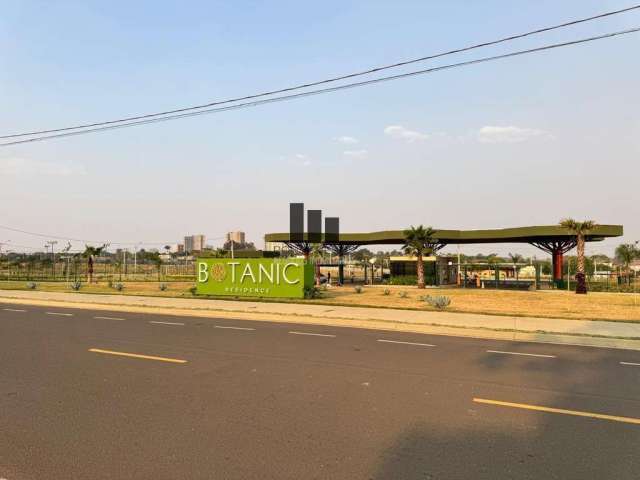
[552,249,563,287]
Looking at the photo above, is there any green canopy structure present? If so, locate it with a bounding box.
[265,224,623,286]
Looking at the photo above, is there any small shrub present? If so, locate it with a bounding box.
[70,281,82,291]
[159,283,168,291]
[354,286,363,294]
[26,281,37,290]
[383,288,391,296]
[189,285,197,295]
[424,295,451,309]
[398,291,408,298]
[304,286,321,299]
[389,275,418,286]
[114,282,124,292]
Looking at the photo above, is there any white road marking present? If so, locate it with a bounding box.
[3,308,26,312]
[214,325,255,330]
[215,325,255,331]
[149,320,185,326]
[487,350,556,358]
[94,316,125,321]
[620,361,640,367]
[288,331,336,338]
[46,312,73,317]
[377,339,436,347]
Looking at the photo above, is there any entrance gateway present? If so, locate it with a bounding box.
[196,258,314,298]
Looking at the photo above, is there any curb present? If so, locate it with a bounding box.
[2,293,640,351]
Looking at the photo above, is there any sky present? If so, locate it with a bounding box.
[1,0,638,258]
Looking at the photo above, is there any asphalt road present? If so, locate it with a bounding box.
[1,303,640,480]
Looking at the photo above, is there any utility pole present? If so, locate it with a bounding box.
[46,240,58,279]
[134,243,139,277]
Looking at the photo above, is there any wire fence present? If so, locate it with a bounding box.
[1,260,638,293]
[0,260,197,282]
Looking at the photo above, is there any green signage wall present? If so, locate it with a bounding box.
[196,258,313,298]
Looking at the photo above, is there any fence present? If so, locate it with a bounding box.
[1,260,197,283]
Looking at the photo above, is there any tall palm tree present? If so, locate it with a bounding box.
[615,243,638,285]
[559,218,596,294]
[83,244,108,284]
[310,244,324,285]
[403,225,437,289]
[508,252,523,281]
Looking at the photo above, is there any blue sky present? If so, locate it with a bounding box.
[1,1,638,257]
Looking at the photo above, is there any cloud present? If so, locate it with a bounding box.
[343,149,368,159]
[476,126,551,144]
[294,153,312,166]
[335,135,359,145]
[384,125,429,142]
[0,157,86,176]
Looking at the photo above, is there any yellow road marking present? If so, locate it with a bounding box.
[88,348,187,364]
[473,398,640,425]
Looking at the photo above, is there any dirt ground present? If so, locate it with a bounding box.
[2,281,639,322]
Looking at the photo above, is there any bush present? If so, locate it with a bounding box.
[398,291,408,298]
[114,282,124,292]
[159,283,168,291]
[26,281,37,290]
[304,286,321,299]
[388,273,437,285]
[389,275,417,286]
[70,281,82,291]
[424,295,451,309]
[383,288,391,296]
[189,286,197,295]
[354,286,363,294]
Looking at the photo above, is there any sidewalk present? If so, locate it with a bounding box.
[2,289,640,350]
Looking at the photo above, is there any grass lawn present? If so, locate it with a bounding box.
[1,281,639,322]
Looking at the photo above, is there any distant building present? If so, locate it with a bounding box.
[168,244,183,253]
[184,234,205,253]
[226,231,246,244]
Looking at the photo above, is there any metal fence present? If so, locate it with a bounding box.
[1,260,197,282]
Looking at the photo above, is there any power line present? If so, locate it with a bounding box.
[0,224,225,246]
[2,26,638,147]
[2,4,639,140]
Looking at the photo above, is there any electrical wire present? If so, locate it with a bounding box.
[1,26,638,147]
[0,224,225,246]
[2,4,639,140]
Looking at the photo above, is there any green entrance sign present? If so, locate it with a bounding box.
[196,258,313,298]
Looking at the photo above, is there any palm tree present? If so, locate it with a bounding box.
[310,244,325,285]
[559,218,596,294]
[615,243,638,285]
[83,244,108,284]
[508,252,523,281]
[403,225,437,289]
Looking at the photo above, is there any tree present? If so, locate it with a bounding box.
[559,218,596,294]
[223,240,256,252]
[310,244,325,285]
[402,225,437,289]
[615,243,639,285]
[83,244,108,284]
[508,253,523,281]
